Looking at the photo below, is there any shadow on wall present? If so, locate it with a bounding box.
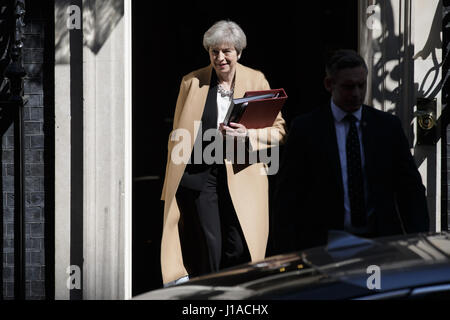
[413,3,445,99]
[371,0,413,117]
[369,2,445,230]
[371,1,444,119]
[55,0,124,64]
[370,2,445,155]
[433,3,450,138]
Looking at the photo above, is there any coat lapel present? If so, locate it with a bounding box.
[179,66,212,139]
[164,66,212,206]
[233,63,247,99]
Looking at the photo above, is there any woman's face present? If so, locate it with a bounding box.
[209,44,240,79]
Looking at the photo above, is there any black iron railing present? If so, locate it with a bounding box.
[0,0,27,300]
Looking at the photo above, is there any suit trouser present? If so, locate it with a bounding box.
[176,164,250,278]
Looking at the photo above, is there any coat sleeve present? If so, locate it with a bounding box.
[393,117,430,233]
[161,77,189,201]
[246,73,287,151]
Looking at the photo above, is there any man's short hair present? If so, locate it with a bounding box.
[325,49,368,77]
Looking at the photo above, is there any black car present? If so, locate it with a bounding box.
[134,231,450,300]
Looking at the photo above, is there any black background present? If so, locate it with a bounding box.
[132,0,357,296]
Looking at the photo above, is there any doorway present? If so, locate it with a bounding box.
[131,0,358,296]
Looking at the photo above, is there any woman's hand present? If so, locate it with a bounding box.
[219,122,248,139]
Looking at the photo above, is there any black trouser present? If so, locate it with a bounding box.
[176,164,250,278]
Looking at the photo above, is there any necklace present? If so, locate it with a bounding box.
[217,82,234,98]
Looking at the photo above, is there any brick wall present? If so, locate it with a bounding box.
[2,0,47,300]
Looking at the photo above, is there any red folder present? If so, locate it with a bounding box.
[233,88,287,129]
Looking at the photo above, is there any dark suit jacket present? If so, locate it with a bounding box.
[273,104,430,253]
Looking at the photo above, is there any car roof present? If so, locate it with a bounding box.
[134,232,450,300]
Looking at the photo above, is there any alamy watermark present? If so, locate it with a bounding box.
[67,265,81,290]
[366,265,381,290]
[67,5,81,30]
[170,121,280,175]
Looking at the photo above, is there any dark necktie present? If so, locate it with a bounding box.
[345,114,366,227]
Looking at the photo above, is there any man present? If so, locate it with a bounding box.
[274,50,429,253]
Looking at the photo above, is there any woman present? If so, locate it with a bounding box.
[160,20,286,286]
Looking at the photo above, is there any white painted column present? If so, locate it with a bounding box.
[82,0,132,300]
[412,0,442,231]
[123,0,133,300]
[54,0,71,300]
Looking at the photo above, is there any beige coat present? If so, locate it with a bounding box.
[160,63,287,284]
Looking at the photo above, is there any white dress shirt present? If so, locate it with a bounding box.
[216,93,232,129]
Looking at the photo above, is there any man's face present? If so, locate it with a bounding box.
[324,66,368,112]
